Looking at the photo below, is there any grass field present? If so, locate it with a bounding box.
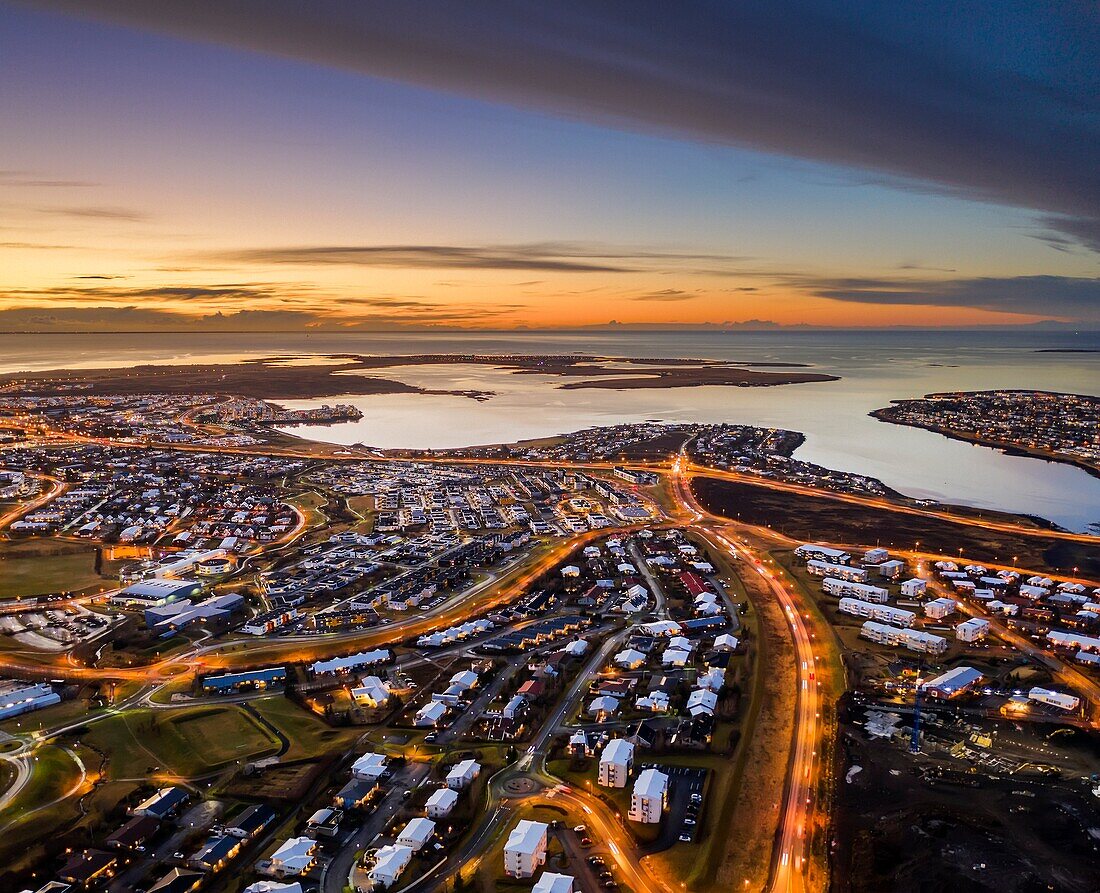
[0,539,104,599]
[82,705,281,778]
[247,695,360,761]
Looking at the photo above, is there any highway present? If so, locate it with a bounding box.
[673,450,824,893]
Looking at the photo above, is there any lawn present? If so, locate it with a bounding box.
[81,705,281,779]
[247,695,360,761]
[0,539,104,599]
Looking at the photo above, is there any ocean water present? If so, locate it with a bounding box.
[0,329,1097,531]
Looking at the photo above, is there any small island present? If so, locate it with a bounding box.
[0,353,837,401]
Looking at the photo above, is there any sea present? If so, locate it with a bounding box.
[1,329,1097,532]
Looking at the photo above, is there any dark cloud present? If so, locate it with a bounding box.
[632,289,697,302]
[0,303,521,332]
[38,205,149,222]
[798,275,1100,321]
[0,170,97,188]
[4,283,294,303]
[23,1,1100,250]
[206,242,750,274]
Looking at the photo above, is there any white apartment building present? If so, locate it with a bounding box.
[598,738,635,788]
[860,621,948,655]
[629,768,669,824]
[823,578,890,602]
[504,820,548,878]
[838,598,915,626]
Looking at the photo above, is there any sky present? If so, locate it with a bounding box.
[1,1,1098,331]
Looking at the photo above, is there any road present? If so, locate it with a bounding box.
[673,449,823,893]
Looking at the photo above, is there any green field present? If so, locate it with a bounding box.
[0,539,104,599]
[82,706,281,778]
[247,695,359,761]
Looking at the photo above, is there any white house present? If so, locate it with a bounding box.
[449,670,480,691]
[396,817,436,851]
[425,787,460,819]
[503,695,527,721]
[504,819,548,878]
[614,648,646,669]
[900,578,927,598]
[446,759,481,790]
[713,633,739,651]
[598,738,635,788]
[351,752,388,781]
[370,844,414,888]
[629,768,668,823]
[269,837,316,878]
[533,872,575,893]
[244,883,304,893]
[686,688,718,716]
[415,701,448,727]
[661,647,691,667]
[587,695,620,719]
[564,639,589,657]
[636,691,670,712]
[351,676,392,708]
[697,668,725,692]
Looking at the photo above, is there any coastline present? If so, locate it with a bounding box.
[871,406,1100,481]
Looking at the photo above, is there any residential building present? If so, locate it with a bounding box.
[629,768,668,823]
[503,820,548,878]
[598,738,634,788]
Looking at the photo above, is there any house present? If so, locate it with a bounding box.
[450,669,480,691]
[131,786,189,820]
[504,820,548,878]
[598,738,634,788]
[636,691,671,712]
[532,872,575,893]
[661,647,691,667]
[226,803,276,839]
[686,688,718,716]
[351,752,388,781]
[629,768,668,823]
[696,667,725,692]
[613,648,646,669]
[106,815,160,851]
[415,700,449,727]
[333,777,377,810]
[147,868,205,893]
[351,676,392,708]
[189,834,242,872]
[244,883,304,893]
[713,633,738,651]
[396,817,436,851]
[59,849,118,886]
[503,694,528,721]
[268,837,316,878]
[446,759,481,790]
[564,639,589,657]
[304,808,343,839]
[370,844,414,888]
[425,787,460,818]
[587,695,620,719]
[900,578,927,598]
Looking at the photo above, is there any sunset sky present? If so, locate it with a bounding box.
[2,2,1098,331]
